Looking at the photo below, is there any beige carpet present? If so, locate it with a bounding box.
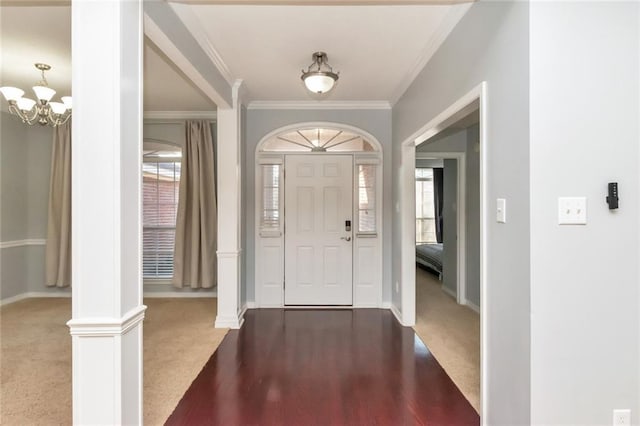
[414,267,481,413]
[0,297,227,426]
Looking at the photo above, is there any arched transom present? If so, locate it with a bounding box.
[261,127,376,152]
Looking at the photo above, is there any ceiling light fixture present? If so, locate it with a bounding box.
[0,63,72,127]
[301,52,339,94]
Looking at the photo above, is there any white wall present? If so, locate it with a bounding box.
[245,108,393,305]
[393,2,531,423]
[530,2,640,424]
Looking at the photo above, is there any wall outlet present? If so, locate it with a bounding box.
[613,409,631,426]
[558,197,587,225]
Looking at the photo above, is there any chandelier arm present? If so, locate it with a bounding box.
[58,113,72,126]
[24,106,40,125]
[8,104,25,121]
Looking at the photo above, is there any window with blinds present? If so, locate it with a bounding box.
[142,160,181,278]
[416,168,437,244]
[357,164,376,234]
[260,164,281,234]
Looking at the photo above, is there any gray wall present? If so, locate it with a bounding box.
[1,112,59,299]
[529,2,639,424]
[143,120,216,295]
[245,108,393,304]
[393,2,530,423]
[441,159,457,295]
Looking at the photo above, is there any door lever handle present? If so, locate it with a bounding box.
[340,236,351,242]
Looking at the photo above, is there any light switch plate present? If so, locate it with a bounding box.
[496,198,506,223]
[558,197,587,225]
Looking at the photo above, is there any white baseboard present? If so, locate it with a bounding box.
[246,301,256,309]
[381,301,391,309]
[441,284,457,300]
[214,314,244,329]
[390,303,405,326]
[465,300,480,314]
[1,291,72,306]
[143,291,217,298]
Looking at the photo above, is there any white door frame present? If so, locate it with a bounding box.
[415,152,467,306]
[254,122,383,309]
[399,82,488,417]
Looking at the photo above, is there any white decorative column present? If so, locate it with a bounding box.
[67,1,145,424]
[215,80,244,329]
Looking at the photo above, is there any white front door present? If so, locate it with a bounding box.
[284,155,353,305]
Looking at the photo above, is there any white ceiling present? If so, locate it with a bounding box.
[183,4,459,102]
[1,3,469,110]
[0,5,215,112]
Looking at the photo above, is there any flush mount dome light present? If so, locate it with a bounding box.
[301,52,339,94]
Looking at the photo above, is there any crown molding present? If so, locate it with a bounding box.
[389,3,472,106]
[170,1,473,4]
[144,111,217,120]
[247,100,392,110]
[169,2,234,86]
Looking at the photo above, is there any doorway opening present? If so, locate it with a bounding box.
[254,123,383,308]
[413,107,481,412]
[399,82,488,416]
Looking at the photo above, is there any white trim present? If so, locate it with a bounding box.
[390,303,406,326]
[67,305,147,336]
[390,4,472,105]
[416,151,467,305]
[170,1,475,4]
[381,301,391,309]
[400,81,488,420]
[465,300,480,314]
[143,291,217,298]
[143,13,231,109]
[0,239,46,249]
[168,3,234,86]
[216,250,242,258]
[441,284,457,299]
[214,314,245,329]
[246,301,256,309]
[247,100,391,110]
[255,123,384,309]
[0,291,72,306]
[144,111,217,120]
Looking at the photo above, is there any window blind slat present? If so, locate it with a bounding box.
[143,158,180,278]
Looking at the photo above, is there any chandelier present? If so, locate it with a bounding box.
[0,63,72,127]
[301,52,339,94]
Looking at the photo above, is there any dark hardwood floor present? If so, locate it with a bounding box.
[165,309,479,426]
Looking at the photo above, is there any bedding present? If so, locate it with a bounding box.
[416,243,443,279]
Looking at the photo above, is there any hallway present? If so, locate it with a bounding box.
[166,309,478,425]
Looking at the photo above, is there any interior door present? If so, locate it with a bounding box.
[284,155,353,305]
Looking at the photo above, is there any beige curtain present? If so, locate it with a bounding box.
[45,120,72,287]
[172,120,216,288]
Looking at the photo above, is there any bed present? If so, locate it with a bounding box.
[416,243,443,280]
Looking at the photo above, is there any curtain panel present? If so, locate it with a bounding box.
[432,167,444,244]
[45,120,72,287]
[172,120,217,289]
